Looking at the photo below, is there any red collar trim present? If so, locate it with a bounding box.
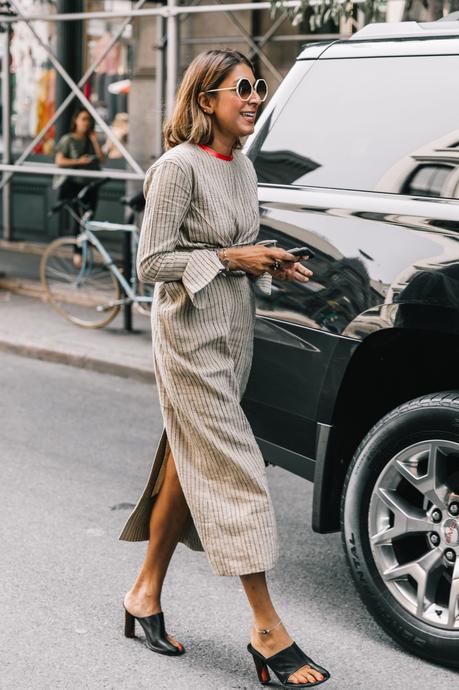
[198,143,233,161]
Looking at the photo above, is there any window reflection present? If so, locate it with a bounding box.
[402,165,454,198]
[254,150,320,185]
[379,128,459,198]
[249,56,459,199]
[253,225,382,333]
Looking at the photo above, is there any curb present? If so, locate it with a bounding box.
[0,277,44,299]
[0,239,47,255]
[0,339,155,383]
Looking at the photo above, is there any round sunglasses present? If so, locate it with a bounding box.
[205,77,268,103]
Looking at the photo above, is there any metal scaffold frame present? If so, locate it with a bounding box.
[0,0,359,240]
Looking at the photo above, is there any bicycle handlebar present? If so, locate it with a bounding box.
[120,190,145,212]
[76,176,110,200]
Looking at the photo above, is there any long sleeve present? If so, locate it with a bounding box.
[136,159,224,308]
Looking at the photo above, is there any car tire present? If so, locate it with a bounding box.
[342,391,459,668]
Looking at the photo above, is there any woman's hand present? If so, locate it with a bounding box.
[77,154,94,165]
[223,245,297,276]
[222,245,313,284]
[89,131,106,164]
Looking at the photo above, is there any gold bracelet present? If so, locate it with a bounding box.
[219,247,231,272]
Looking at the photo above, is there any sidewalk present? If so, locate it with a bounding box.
[0,290,154,382]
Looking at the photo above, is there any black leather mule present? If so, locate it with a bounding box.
[247,641,330,687]
[124,604,185,656]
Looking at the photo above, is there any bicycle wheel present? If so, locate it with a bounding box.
[40,236,121,329]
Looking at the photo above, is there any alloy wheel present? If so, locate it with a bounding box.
[369,440,459,630]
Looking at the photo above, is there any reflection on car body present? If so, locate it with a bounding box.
[377,128,459,198]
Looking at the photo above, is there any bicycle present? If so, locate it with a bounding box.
[40,178,153,329]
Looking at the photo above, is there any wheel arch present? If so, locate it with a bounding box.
[312,326,459,533]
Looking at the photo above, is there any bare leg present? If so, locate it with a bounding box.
[240,572,325,685]
[124,446,191,648]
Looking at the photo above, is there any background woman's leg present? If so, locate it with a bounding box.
[124,447,191,646]
[240,572,324,685]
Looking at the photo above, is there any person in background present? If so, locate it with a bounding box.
[54,108,105,267]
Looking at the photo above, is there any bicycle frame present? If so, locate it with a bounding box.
[79,216,153,310]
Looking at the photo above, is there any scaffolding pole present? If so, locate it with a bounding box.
[154,14,166,159]
[0,163,144,181]
[166,0,178,117]
[0,2,311,22]
[2,25,11,240]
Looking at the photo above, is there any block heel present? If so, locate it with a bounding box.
[124,608,136,638]
[247,641,330,688]
[251,651,271,684]
[122,603,185,656]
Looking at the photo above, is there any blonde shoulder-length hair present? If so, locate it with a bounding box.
[163,49,255,151]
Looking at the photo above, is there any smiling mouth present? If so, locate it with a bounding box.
[240,112,256,122]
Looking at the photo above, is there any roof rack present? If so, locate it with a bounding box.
[351,18,459,41]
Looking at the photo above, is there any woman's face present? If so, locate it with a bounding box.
[74,111,92,134]
[200,63,263,143]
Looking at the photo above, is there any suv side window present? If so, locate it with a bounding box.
[249,55,459,198]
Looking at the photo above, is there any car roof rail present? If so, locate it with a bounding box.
[350,17,459,41]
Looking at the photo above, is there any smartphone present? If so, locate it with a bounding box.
[286,245,316,259]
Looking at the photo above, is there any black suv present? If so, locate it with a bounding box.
[241,17,459,668]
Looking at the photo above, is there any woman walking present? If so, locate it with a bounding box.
[119,49,330,687]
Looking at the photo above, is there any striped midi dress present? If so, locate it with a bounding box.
[119,141,279,576]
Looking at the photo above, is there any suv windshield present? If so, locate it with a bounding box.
[249,55,459,198]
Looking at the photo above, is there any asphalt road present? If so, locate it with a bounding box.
[1,351,458,690]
